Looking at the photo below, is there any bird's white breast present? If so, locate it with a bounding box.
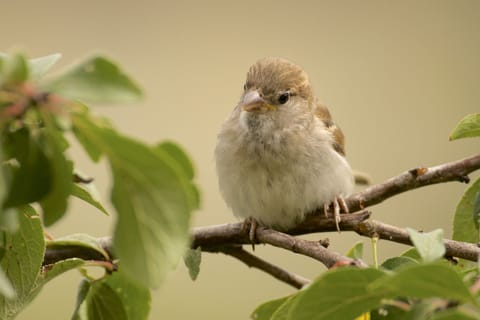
[215,109,354,229]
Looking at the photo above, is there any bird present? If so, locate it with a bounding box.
[215,57,354,240]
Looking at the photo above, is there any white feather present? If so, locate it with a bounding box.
[215,96,354,230]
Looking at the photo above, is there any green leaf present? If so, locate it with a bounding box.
[453,177,480,242]
[381,256,418,271]
[29,53,62,80]
[71,183,109,215]
[400,248,422,261]
[38,111,73,226]
[24,258,86,306]
[0,53,29,86]
[370,263,475,304]
[47,56,143,104]
[270,295,301,320]
[251,296,291,320]
[39,258,85,284]
[71,110,197,288]
[429,309,479,320]
[287,268,386,320]
[157,141,195,180]
[153,142,200,211]
[46,234,109,261]
[406,228,446,262]
[474,191,480,230]
[0,205,45,319]
[2,127,52,208]
[449,113,480,140]
[370,304,408,320]
[110,141,192,287]
[184,247,201,281]
[72,278,128,320]
[103,272,151,320]
[70,104,106,162]
[72,273,151,320]
[72,279,90,319]
[0,266,15,300]
[345,241,364,259]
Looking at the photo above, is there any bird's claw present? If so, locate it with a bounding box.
[324,196,349,232]
[242,217,258,250]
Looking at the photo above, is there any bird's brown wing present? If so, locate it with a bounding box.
[314,101,346,156]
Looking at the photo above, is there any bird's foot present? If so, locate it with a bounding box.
[324,196,349,232]
[241,216,258,250]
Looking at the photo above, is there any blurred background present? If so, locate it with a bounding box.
[3,0,479,319]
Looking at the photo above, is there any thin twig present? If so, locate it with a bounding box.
[345,153,480,212]
[254,227,363,268]
[353,220,480,261]
[206,245,310,289]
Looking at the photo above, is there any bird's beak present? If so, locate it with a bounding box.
[241,90,276,113]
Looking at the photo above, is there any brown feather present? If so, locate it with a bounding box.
[246,57,314,103]
[315,101,346,156]
[246,57,346,156]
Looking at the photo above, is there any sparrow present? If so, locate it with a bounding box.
[215,57,354,239]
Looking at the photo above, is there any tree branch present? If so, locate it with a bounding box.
[353,220,480,261]
[206,245,311,289]
[345,153,480,212]
[191,211,372,247]
[42,154,480,284]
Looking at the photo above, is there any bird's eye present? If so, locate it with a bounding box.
[243,84,248,91]
[278,92,290,104]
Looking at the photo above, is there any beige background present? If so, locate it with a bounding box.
[3,0,479,319]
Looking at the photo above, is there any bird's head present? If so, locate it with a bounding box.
[239,57,315,130]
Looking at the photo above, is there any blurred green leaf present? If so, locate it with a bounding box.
[373,299,441,320]
[157,141,195,180]
[47,56,142,104]
[47,234,109,261]
[24,258,86,306]
[71,110,197,288]
[474,191,480,230]
[72,272,151,320]
[400,248,422,261]
[110,139,193,287]
[0,205,45,319]
[406,228,445,263]
[453,177,480,242]
[38,111,73,226]
[381,256,418,271]
[429,309,479,320]
[72,278,128,320]
[252,296,291,320]
[29,53,62,80]
[0,53,29,86]
[184,247,201,281]
[370,304,408,320]
[2,127,52,208]
[370,263,475,304]
[271,295,301,320]
[287,268,386,320]
[103,272,151,320]
[345,241,363,259]
[449,113,480,140]
[71,183,108,215]
[71,109,104,162]
[72,279,90,319]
